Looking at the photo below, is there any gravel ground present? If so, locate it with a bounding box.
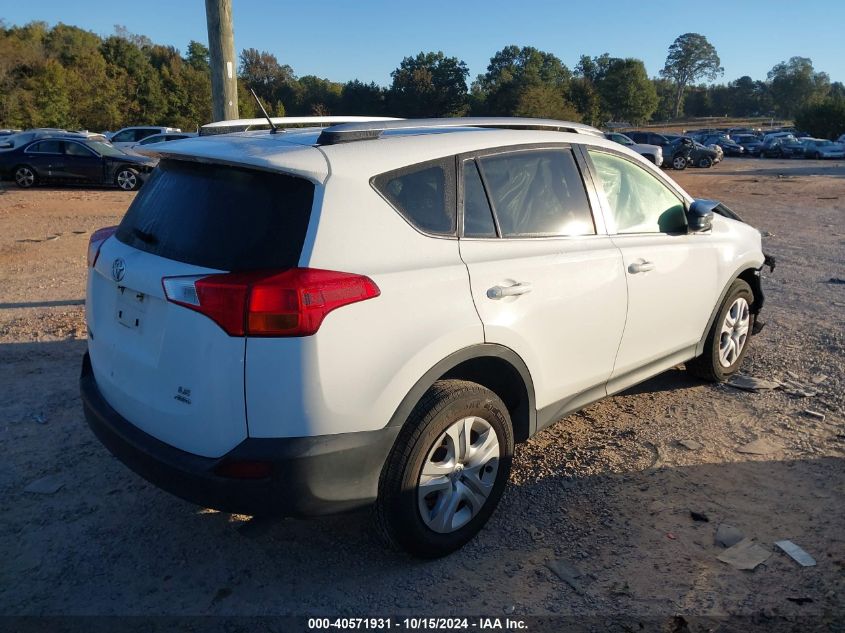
[0,160,843,624]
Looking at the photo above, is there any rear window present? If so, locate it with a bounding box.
[116,160,314,271]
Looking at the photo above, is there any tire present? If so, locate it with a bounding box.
[115,167,140,191]
[697,156,713,168]
[686,279,754,382]
[13,165,36,188]
[672,155,687,170]
[375,379,514,558]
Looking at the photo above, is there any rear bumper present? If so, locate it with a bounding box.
[80,352,399,517]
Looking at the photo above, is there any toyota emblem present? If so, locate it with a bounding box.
[111,258,126,282]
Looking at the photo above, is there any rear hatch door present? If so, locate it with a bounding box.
[86,159,315,458]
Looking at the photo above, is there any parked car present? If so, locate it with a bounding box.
[759,135,804,158]
[760,131,797,145]
[624,130,673,148]
[0,128,21,137]
[75,131,111,143]
[691,141,720,167]
[126,132,197,151]
[81,117,768,557]
[727,128,759,137]
[732,134,764,156]
[604,132,663,166]
[694,134,744,157]
[801,138,845,159]
[0,128,88,149]
[0,137,155,190]
[705,142,724,163]
[108,126,182,149]
[664,135,719,168]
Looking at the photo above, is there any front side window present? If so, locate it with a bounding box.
[477,149,595,237]
[588,150,686,234]
[27,140,62,154]
[372,158,456,235]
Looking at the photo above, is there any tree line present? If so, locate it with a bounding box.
[1,22,843,133]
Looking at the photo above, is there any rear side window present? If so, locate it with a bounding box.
[135,129,159,142]
[462,160,497,238]
[478,149,595,237]
[117,160,314,271]
[28,140,63,154]
[372,158,456,236]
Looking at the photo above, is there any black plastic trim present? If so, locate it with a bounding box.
[81,353,399,517]
[385,344,537,437]
[695,264,766,357]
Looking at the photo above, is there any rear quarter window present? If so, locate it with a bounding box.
[372,157,456,236]
[116,160,315,271]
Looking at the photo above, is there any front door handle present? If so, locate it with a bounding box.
[628,260,655,274]
[487,282,533,299]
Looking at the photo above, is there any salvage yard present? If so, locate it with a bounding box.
[0,159,843,621]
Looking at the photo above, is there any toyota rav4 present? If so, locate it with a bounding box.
[81,117,768,558]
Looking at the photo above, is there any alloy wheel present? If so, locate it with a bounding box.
[15,167,35,187]
[718,297,750,367]
[117,170,137,191]
[417,416,500,534]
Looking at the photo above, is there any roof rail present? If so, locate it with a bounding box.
[316,117,604,145]
[199,116,401,136]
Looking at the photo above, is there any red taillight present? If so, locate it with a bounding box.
[87,226,118,267]
[162,268,380,337]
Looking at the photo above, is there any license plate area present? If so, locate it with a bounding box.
[116,287,148,331]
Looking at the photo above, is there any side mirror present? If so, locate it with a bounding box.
[687,199,717,232]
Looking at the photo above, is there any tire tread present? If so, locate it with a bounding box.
[374,379,510,556]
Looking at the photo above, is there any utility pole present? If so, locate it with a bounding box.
[205,0,239,121]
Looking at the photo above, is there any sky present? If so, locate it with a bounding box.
[2,0,844,85]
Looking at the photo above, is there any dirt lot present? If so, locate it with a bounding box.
[0,159,843,625]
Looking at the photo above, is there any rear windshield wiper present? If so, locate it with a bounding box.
[132,227,157,245]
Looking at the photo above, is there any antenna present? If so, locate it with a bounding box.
[249,88,278,134]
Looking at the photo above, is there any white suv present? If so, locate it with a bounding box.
[81,117,769,557]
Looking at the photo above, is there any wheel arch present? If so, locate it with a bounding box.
[114,164,140,177]
[13,163,36,175]
[695,264,764,357]
[385,344,536,443]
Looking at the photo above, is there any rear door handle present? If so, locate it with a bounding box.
[487,282,532,299]
[628,260,655,274]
